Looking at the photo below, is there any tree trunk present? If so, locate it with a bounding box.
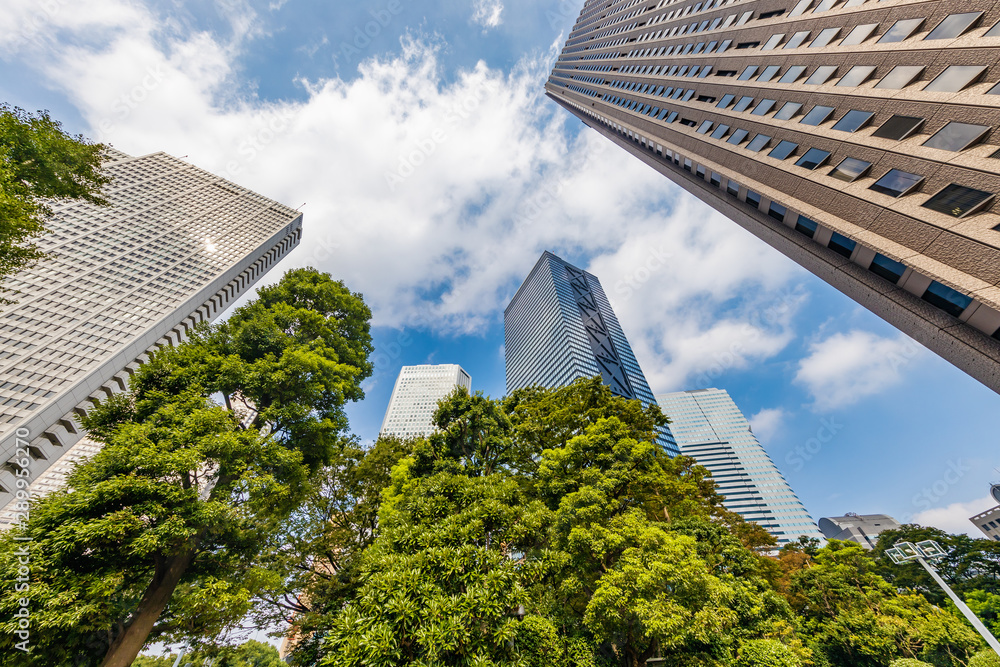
[99,547,197,667]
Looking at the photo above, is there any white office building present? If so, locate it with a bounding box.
[0,149,302,525]
[380,365,472,439]
[656,388,823,547]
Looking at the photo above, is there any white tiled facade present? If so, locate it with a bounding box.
[657,388,823,546]
[379,365,472,439]
[0,150,302,525]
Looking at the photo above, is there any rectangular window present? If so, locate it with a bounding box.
[987,20,1000,37]
[869,169,924,197]
[711,124,731,139]
[875,66,924,90]
[697,120,715,134]
[924,65,987,92]
[785,31,811,48]
[762,34,785,50]
[922,184,995,218]
[800,105,835,126]
[736,41,761,49]
[768,202,787,221]
[836,65,877,87]
[810,27,841,47]
[733,96,755,112]
[789,0,813,16]
[710,172,722,187]
[683,158,693,171]
[922,122,990,151]
[680,118,698,128]
[746,190,762,208]
[925,12,981,40]
[872,115,925,140]
[769,140,799,160]
[841,23,878,45]
[795,215,818,238]
[717,93,736,108]
[832,110,874,132]
[879,18,925,43]
[869,253,906,284]
[828,232,857,258]
[727,129,750,144]
[751,99,777,115]
[828,157,872,182]
[774,102,802,120]
[922,281,973,317]
[758,65,781,82]
[805,66,838,85]
[759,9,786,19]
[696,165,706,178]
[779,66,807,84]
[746,134,772,152]
[738,66,759,81]
[795,148,831,169]
[727,180,741,196]
[814,0,838,11]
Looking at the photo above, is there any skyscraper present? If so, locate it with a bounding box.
[657,388,823,545]
[549,0,1000,394]
[0,150,302,525]
[380,364,473,439]
[969,483,1000,541]
[505,251,679,456]
[819,513,901,549]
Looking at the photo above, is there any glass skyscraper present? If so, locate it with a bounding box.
[0,149,302,525]
[505,251,679,456]
[657,388,823,546]
[380,364,473,439]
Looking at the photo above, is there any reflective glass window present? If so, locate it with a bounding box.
[785,31,811,48]
[746,134,772,151]
[924,65,987,92]
[869,253,906,283]
[774,102,802,120]
[874,66,924,89]
[697,120,715,134]
[789,0,813,16]
[779,66,807,83]
[746,190,762,207]
[795,215,818,237]
[751,99,777,115]
[987,20,1000,37]
[717,93,736,108]
[922,122,990,151]
[800,105,835,125]
[733,96,755,112]
[795,148,831,169]
[841,23,878,45]
[828,232,857,258]
[805,66,838,84]
[924,12,981,40]
[878,18,924,43]
[769,140,799,159]
[810,27,841,47]
[738,66,759,80]
[869,169,923,197]
[727,129,750,144]
[922,184,994,217]
[768,202,787,221]
[836,65,877,87]
[922,281,973,317]
[813,0,838,11]
[762,33,785,49]
[828,157,872,181]
[727,179,741,196]
[872,115,924,140]
[758,65,781,81]
[710,124,731,139]
[832,110,874,132]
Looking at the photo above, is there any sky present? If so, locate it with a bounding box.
[2,0,999,539]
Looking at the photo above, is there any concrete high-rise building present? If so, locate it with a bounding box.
[657,388,822,545]
[819,513,901,549]
[505,251,679,456]
[969,483,1000,540]
[379,364,472,439]
[0,149,302,526]
[548,0,1000,393]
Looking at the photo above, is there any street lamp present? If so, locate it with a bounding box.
[886,540,1000,654]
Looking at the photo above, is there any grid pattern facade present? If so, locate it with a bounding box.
[506,252,679,455]
[379,364,473,439]
[657,388,823,545]
[549,0,1000,394]
[0,150,302,524]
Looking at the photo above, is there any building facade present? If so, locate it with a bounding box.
[549,0,1000,393]
[969,483,1000,540]
[379,364,473,439]
[819,513,901,548]
[505,251,679,455]
[657,388,823,545]
[0,150,302,526]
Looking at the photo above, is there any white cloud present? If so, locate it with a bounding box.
[913,496,997,536]
[795,331,925,411]
[472,0,504,29]
[0,0,810,391]
[750,408,786,443]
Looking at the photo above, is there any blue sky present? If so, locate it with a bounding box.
[2,0,998,536]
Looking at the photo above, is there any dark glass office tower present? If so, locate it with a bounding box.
[548,0,1000,394]
[505,251,679,455]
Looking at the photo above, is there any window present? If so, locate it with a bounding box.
[925,12,981,40]
[697,120,715,134]
[738,66,759,81]
[795,148,831,169]
[987,20,1000,37]
[710,172,722,187]
[779,66,807,83]
[768,202,787,221]
[733,96,755,112]
[785,31,811,48]
[800,105,835,125]
[680,118,698,127]
[746,190,762,207]
[795,215,818,238]
[922,183,995,217]
[699,67,713,78]
[727,129,750,144]
[758,65,781,82]
[759,9,786,19]
[762,34,785,50]
[751,99,777,115]
[804,66,838,85]
[710,124,731,139]
[869,253,906,283]
[746,134,772,152]
[828,232,857,258]
[829,157,872,181]
[832,110,874,132]
[727,179,741,196]
[922,281,972,317]
[869,169,924,197]
[924,65,987,92]
[813,0,838,11]
[697,165,707,178]
[872,115,925,140]
[878,18,924,43]
[774,102,803,120]
[922,122,990,151]
[769,140,799,159]
[789,0,813,17]
[810,27,841,47]
[841,23,878,45]
[736,41,761,49]
[717,93,736,108]
[696,95,716,103]
[836,66,877,87]
[875,66,924,89]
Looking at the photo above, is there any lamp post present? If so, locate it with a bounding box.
[886,540,1000,654]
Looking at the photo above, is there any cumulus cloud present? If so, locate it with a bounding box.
[750,408,786,443]
[0,0,809,390]
[794,331,925,411]
[913,496,997,536]
[472,0,504,29]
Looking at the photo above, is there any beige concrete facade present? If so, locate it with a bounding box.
[548,0,1000,393]
[0,150,302,524]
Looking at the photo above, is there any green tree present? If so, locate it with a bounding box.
[0,269,373,667]
[965,590,1000,636]
[968,650,1000,667]
[734,639,802,667]
[0,104,109,297]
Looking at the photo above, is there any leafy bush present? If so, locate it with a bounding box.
[889,659,933,667]
[734,639,801,667]
[969,651,1000,667]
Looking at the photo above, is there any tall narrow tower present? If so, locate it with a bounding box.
[549,0,1000,394]
[505,251,679,456]
[380,364,473,439]
[0,150,302,525]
